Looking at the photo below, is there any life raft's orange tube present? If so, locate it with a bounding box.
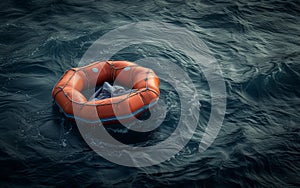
[52,61,160,124]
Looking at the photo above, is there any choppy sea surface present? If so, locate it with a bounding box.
[0,0,299,187]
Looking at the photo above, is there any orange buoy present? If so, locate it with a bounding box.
[52,61,160,124]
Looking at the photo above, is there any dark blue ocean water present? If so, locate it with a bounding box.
[1,0,300,187]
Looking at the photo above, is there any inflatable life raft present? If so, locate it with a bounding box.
[52,61,160,124]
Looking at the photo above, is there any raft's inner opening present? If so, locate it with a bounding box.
[81,81,134,101]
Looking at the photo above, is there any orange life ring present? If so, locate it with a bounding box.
[52,61,160,124]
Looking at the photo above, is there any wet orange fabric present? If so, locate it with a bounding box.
[52,61,160,124]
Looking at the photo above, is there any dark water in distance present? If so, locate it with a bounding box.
[1,0,300,187]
